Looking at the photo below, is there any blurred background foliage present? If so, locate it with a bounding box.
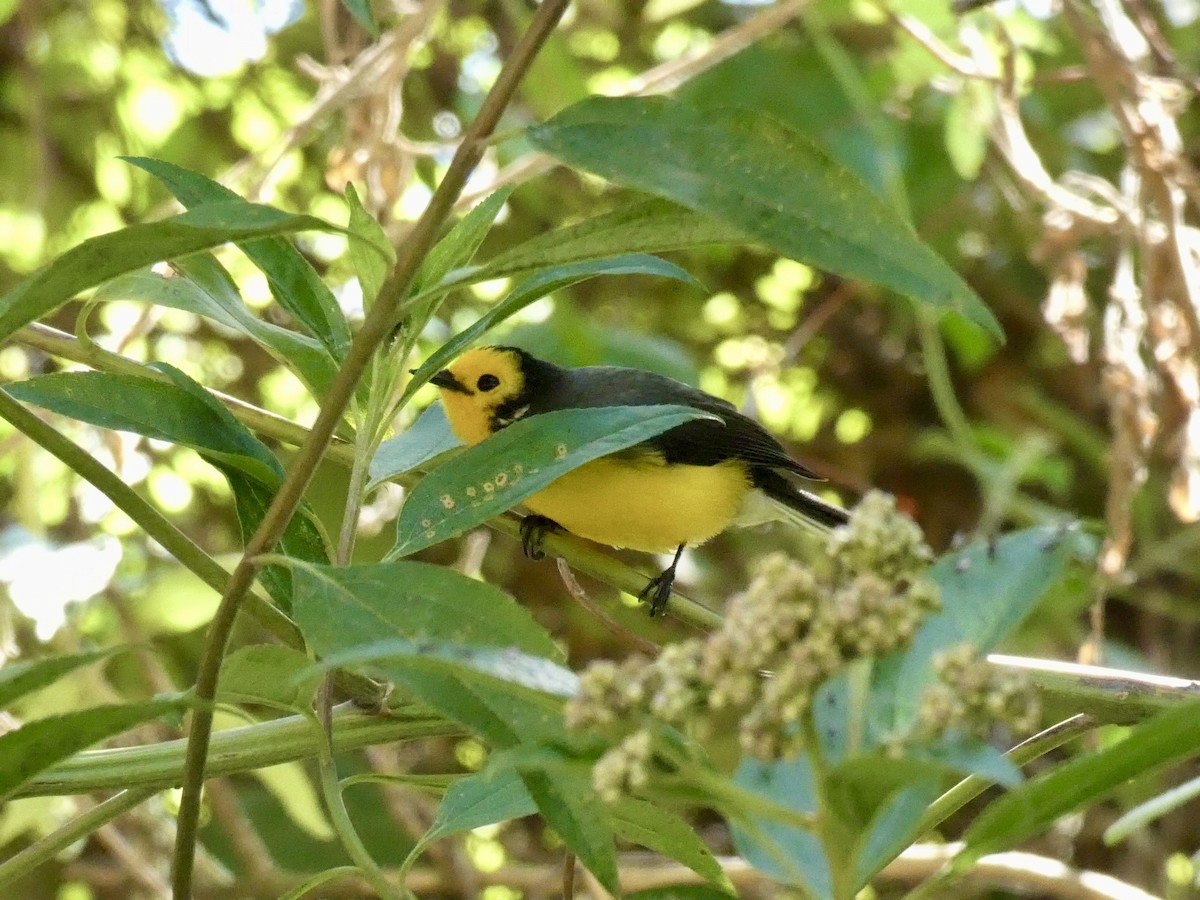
[2,0,1200,896]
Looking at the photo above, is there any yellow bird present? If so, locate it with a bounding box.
[430,346,848,615]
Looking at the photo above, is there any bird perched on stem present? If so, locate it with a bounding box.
[430,346,848,616]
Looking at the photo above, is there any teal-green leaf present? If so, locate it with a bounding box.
[731,755,828,893]
[404,255,701,406]
[529,96,1000,338]
[0,699,180,802]
[391,405,714,558]
[0,649,121,711]
[367,402,461,491]
[339,0,378,37]
[0,200,342,345]
[881,525,1091,730]
[125,157,351,357]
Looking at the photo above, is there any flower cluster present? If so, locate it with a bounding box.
[917,644,1042,741]
[567,491,944,797]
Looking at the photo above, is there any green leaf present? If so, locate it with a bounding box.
[126,157,352,358]
[311,639,579,698]
[0,699,179,802]
[945,80,997,180]
[881,525,1090,730]
[0,649,120,711]
[94,260,338,396]
[519,758,619,896]
[290,560,568,747]
[611,798,734,894]
[391,404,714,558]
[677,35,908,215]
[287,560,561,660]
[958,699,1200,868]
[367,402,461,491]
[420,766,537,848]
[529,96,1000,337]
[406,254,701,405]
[412,187,514,297]
[474,199,745,282]
[7,370,282,483]
[0,200,342,345]
[345,184,395,308]
[218,645,320,711]
[7,367,330,607]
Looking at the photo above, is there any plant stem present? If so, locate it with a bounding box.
[802,715,858,900]
[0,787,158,889]
[170,4,572,894]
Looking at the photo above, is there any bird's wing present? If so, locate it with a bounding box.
[541,367,818,478]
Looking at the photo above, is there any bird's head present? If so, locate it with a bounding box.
[430,346,535,446]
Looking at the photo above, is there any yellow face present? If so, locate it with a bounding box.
[430,347,527,446]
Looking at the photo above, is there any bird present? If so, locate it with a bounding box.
[429,346,849,616]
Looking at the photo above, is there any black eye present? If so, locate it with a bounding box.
[477,373,500,392]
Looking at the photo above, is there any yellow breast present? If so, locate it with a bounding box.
[523,455,751,553]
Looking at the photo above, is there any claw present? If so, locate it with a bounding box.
[638,544,685,617]
[519,515,560,561]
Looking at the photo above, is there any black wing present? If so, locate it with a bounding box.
[538,365,818,478]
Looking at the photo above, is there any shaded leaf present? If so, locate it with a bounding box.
[529,96,999,337]
[218,645,320,711]
[391,404,714,558]
[612,798,734,894]
[367,402,461,491]
[345,183,395,308]
[126,157,352,357]
[94,260,338,396]
[0,649,120,711]
[959,699,1200,868]
[0,699,179,802]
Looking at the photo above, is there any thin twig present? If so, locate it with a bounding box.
[556,558,660,655]
[169,3,573,894]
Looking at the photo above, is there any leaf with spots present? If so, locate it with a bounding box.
[389,404,715,558]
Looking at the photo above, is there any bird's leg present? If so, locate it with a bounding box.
[519,514,561,561]
[639,544,685,617]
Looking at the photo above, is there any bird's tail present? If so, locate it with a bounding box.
[752,469,850,534]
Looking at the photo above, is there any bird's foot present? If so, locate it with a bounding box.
[519,514,561,561]
[638,569,676,618]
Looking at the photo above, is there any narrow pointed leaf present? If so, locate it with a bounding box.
[0,200,342,344]
[0,649,121,711]
[412,187,514,297]
[529,96,1000,337]
[126,157,352,356]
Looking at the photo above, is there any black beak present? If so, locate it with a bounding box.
[430,369,470,394]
